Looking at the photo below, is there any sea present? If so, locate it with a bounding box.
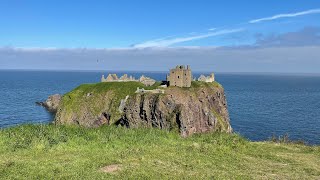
[0,70,319,145]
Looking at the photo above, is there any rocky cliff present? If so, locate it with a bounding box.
[54,81,232,136]
[36,94,61,112]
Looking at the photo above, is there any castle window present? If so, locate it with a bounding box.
[178,76,180,79]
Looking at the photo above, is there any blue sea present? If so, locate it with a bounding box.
[0,70,319,145]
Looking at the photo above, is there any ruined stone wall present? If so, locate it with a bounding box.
[101,74,156,86]
[198,73,215,83]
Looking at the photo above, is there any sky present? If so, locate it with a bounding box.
[1,0,320,72]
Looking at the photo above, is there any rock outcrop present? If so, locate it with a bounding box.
[53,81,232,136]
[36,94,61,112]
[119,86,231,136]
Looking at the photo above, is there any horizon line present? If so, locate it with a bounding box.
[1,68,320,76]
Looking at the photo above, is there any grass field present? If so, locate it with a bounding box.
[0,124,319,179]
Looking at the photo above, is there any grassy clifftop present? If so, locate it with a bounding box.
[59,82,141,121]
[59,81,221,116]
[59,81,221,117]
[56,81,162,126]
[0,125,319,179]
[55,81,230,133]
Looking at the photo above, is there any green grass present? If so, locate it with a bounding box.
[61,81,143,114]
[0,125,319,179]
[191,81,222,89]
[58,81,163,125]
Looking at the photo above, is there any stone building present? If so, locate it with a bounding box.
[101,74,119,82]
[101,65,214,89]
[101,73,156,86]
[198,73,215,82]
[139,75,156,86]
[167,65,192,87]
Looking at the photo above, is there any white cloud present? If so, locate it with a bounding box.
[132,28,244,48]
[1,46,320,73]
[208,28,217,31]
[249,8,320,24]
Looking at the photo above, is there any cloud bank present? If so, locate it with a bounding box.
[1,27,319,73]
[1,45,319,73]
[1,6,320,73]
[255,27,320,47]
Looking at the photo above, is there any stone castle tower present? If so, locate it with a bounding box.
[167,65,192,87]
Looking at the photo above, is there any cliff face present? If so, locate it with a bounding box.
[54,81,232,136]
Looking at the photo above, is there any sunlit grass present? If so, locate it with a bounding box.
[0,124,319,179]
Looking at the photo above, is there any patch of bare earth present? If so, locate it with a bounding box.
[100,164,122,173]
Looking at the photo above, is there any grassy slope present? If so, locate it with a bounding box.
[58,81,220,125]
[59,81,162,124]
[0,125,319,179]
[60,82,142,119]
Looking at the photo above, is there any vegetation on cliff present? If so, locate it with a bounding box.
[57,81,219,123]
[0,125,319,179]
[55,81,232,135]
[57,82,141,125]
[55,81,162,126]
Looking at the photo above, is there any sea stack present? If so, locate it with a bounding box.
[45,65,231,136]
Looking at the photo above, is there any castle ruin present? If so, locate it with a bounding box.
[167,65,192,87]
[101,65,215,89]
[101,74,156,86]
[198,73,215,83]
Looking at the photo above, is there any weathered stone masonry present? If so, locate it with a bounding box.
[167,65,192,87]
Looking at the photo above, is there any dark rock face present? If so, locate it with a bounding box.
[93,112,111,127]
[120,86,232,136]
[37,94,61,113]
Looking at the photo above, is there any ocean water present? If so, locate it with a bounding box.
[0,70,319,145]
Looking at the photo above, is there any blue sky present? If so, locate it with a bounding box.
[1,0,320,48]
[0,0,320,72]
